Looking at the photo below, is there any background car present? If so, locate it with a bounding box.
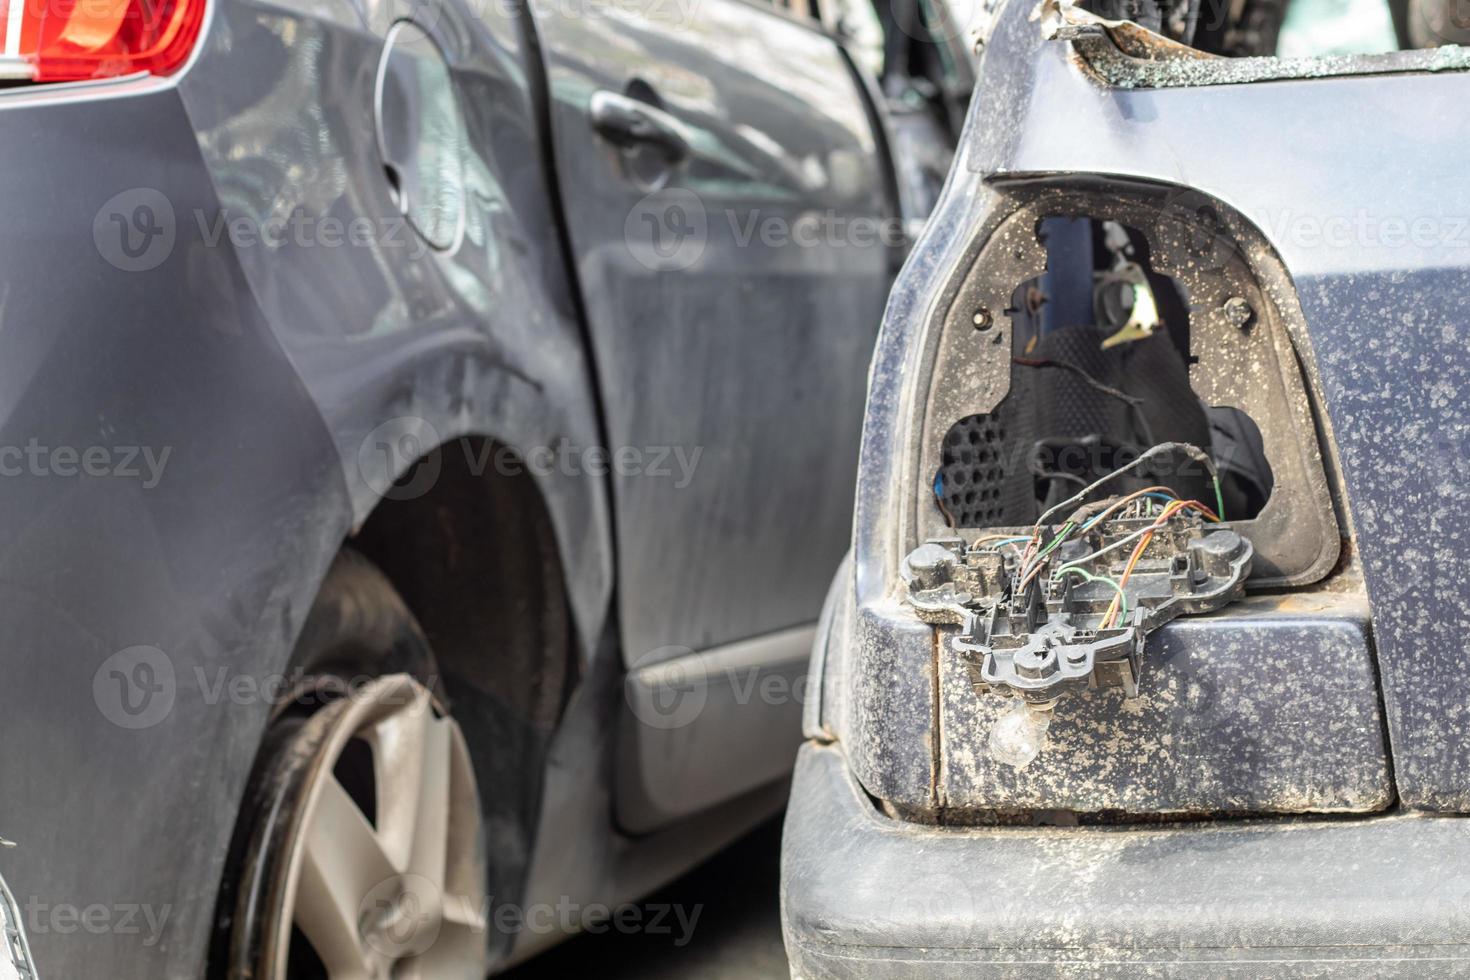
[0,0,968,974]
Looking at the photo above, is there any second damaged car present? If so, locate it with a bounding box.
[784,0,1470,976]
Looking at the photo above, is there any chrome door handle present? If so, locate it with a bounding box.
[589,90,691,164]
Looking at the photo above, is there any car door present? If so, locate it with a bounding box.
[531,0,896,827]
[534,0,894,666]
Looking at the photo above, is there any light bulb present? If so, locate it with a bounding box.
[987,700,1054,769]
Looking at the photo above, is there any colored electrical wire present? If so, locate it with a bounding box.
[933,472,956,526]
[1018,521,1076,589]
[1054,497,1219,583]
[1011,445,1224,598]
[1076,485,1178,533]
[974,534,1032,551]
[1056,566,1129,625]
[1098,498,1221,628]
[1033,442,1220,532]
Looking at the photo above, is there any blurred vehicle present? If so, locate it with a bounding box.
[0,0,971,974]
[782,0,1470,976]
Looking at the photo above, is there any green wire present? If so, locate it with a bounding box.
[1057,567,1129,625]
[1022,521,1075,581]
[1213,476,1226,522]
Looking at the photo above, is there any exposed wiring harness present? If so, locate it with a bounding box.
[1009,443,1226,613]
[1034,441,1223,530]
[1056,566,1129,624]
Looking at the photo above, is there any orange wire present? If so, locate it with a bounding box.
[1099,499,1220,627]
[1019,487,1174,590]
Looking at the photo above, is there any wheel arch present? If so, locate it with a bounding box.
[348,434,603,965]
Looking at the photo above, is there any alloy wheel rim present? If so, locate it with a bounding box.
[244,674,487,980]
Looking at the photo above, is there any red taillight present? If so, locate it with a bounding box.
[1,0,204,82]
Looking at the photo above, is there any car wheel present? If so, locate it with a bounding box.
[221,551,488,979]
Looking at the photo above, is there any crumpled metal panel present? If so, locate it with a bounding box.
[175,0,615,658]
[1038,0,1470,88]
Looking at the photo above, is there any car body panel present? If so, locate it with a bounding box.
[0,0,913,971]
[938,593,1390,813]
[784,742,1470,979]
[535,0,894,664]
[531,0,900,831]
[0,78,350,977]
[174,0,616,659]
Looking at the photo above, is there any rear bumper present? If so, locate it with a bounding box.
[1,869,37,980]
[782,743,1470,978]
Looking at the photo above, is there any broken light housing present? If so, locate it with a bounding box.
[904,442,1253,766]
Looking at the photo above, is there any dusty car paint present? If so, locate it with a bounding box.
[0,0,907,973]
[533,0,892,663]
[813,0,1470,815]
[784,0,1470,973]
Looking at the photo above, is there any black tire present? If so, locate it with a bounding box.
[209,549,450,979]
[275,548,440,712]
